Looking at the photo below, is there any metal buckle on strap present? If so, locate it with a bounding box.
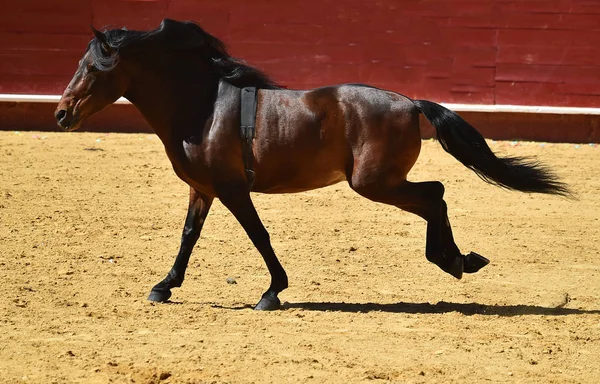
[241,125,254,140]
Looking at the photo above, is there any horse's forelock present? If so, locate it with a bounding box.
[88,38,119,71]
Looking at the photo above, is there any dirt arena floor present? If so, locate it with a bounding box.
[1,130,599,383]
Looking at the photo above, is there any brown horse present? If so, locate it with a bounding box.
[55,19,569,310]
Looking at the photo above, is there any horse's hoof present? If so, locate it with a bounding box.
[464,252,490,274]
[254,293,281,311]
[440,256,464,280]
[147,288,172,303]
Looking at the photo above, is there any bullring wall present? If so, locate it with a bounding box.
[1,0,599,142]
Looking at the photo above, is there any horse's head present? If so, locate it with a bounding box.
[55,28,129,131]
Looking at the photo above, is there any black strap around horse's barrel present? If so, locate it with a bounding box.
[240,87,258,190]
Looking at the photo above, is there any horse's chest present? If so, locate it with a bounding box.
[165,141,213,191]
[182,140,209,166]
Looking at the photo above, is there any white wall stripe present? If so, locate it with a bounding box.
[1,94,599,115]
[0,94,130,105]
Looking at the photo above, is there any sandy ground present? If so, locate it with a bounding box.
[1,131,599,384]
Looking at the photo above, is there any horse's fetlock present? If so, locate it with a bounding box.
[166,270,184,287]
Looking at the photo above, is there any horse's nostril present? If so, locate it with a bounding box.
[55,109,67,122]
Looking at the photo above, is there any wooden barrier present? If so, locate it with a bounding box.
[1,1,599,141]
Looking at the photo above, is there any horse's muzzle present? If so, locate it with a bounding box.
[54,108,80,131]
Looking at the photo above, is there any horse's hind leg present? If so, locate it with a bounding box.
[353,180,489,279]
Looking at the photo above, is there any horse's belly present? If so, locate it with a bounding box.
[256,169,347,194]
[253,148,347,194]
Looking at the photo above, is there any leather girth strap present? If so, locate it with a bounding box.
[240,87,258,190]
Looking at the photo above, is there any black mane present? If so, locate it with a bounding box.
[89,19,281,90]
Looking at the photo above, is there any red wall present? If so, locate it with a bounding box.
[1,0,600,107]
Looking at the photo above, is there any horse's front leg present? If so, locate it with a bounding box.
[148,188,213,302]
[217,185,288,310]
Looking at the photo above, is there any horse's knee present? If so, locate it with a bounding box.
[425,181,445,200]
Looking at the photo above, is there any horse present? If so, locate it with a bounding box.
[55,19,569,310]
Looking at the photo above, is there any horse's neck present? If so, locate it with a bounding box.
[123,59,219,146]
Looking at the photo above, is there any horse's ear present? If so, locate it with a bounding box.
[91,26,114,55]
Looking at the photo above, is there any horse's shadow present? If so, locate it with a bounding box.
[280,301,600,316]
[207,301,600,316]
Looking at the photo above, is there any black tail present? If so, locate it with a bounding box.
[412,99,570,196]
